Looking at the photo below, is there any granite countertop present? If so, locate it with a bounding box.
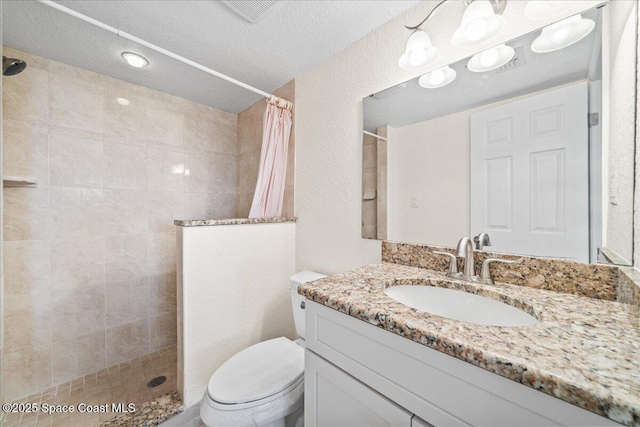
[299,263,640,427]
[174,217,297,227]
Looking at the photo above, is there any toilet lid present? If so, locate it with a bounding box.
[207,337,304,404]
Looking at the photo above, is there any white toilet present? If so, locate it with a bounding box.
[200,271,326,427]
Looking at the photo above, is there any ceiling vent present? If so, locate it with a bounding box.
[222,1,285,23]
[495,45,527,73]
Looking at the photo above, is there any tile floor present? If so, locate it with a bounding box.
[1,346,178,427]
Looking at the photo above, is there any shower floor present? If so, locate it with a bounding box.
[2,346,179,427]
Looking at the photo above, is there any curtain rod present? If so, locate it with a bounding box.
[37,0,285,102]
[363,130,387,141]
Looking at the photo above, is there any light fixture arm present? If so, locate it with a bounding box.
[405,0,507,31]
[405,0,449,30]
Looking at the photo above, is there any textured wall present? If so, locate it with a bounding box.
[177,222,296,406]
[294,0,602,274]
[1,46,237,401]
[606,1,637,264]
[236,80,295,218]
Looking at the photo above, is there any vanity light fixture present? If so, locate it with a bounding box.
[524,1,574,20]
[418,66,456,88]
[451,0,505,47]
[531,14,595,53]
[398,30,438,70]
[467,44,514,72]
[400,0,506,70]
[121,52,149,68]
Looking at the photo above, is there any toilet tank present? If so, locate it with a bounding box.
[290,271,326,339]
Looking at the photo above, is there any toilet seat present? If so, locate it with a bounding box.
[201,337,305,427]
[207,337,305,405]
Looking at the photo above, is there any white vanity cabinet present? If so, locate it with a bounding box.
[304,300,621,427]
[306,351,415,426]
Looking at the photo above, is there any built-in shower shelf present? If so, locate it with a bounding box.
[3,176,38,187]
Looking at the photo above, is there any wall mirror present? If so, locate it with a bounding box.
[362,2,637,266]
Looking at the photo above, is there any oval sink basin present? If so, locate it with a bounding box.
[384,285,539,327]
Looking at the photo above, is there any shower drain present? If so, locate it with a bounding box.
[147,376,167,388]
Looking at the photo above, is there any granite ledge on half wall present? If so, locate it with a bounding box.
[174,217,297,227]
[382,241,621,301]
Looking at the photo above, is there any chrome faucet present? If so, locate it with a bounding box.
[456,237,476,280]
[474,233,491,250]
[432,237,523,285]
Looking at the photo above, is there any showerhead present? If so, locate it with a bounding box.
[3,56,27,76]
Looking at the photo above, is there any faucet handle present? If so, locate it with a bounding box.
[480,258,523,280]
[433,251,458,274]
[473,233,492,250]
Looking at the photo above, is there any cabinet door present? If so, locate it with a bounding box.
[306,350,412,427]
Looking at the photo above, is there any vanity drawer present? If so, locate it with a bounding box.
[305,301,620,427]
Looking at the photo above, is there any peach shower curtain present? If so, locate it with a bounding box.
[249,95,293,218]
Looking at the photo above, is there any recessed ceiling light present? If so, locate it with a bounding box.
[121,52,149,68]
[117,97,130,106]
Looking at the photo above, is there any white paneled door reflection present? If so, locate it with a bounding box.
[471,82,589,262]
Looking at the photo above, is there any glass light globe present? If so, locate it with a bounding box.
[409,48,428,66]
[480,48,499,67]
[549,25,572,45]
[465,18,489,42]
[429,69,445,86]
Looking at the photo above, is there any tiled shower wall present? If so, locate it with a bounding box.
[1,46,237,401]
[236,80,295,217]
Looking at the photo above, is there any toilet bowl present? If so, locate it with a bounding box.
[200,271,326,427]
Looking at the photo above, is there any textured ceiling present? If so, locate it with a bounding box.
[364,7,602,132]
[2,0,419,113]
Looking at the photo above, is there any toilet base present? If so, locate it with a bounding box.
[200,378,304,427]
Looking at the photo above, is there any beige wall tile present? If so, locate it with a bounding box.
[184,152,237,194]
[3,187,50,241]
[106,319,150,365]
[148,232,176,275]
[147,148,184,191]
[52,284,105,342]
[213,114,238,155]
[3,119,49,187]
[2,60,49,124]
[105,234,148,282]
[147,97,184,146]
[103,142,148,190]
[103,77,148,140]
[150,312,177,351]
[184,152,213,193]
[149,191,184,232]
[237,151,260,195]
[105,278,149,328]
[49,133,103,188]
[212,153,238,194]
[4,293,52,353]
[3,240,51,296]
[51,331,106,385]
[237,102,263,156]
[185,192,236,220]
[103,189,149,235]
[235,193,253,218]
[50,187,104,237]
[49,73,103,133]
[51,237,105,290]
[149,273,177,315]
[103,133,147,149]
[2,345,52,402]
